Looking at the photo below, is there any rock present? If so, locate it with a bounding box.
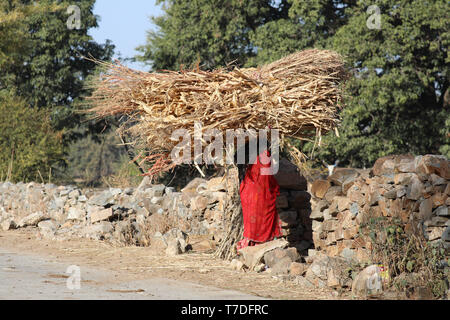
[67,207,86,221]
[340,248,356,262]
[293,276,315,288]
[335,196,350,211]
[312,220,323,232]
[136,176,152,192]
[278,210,298,227]
[270,257,293,275]
[238,239,288,270]
[429,174,447,186]
[424,216,448,227]
[305,255,352,289]
[1,219,16,231]
[426,227,445,241]
[384,189,397,199]
[434,206,449,217]
[165,239,182,256]
[418,198,433,221]
[310,200,328,220]
[38,220,58,239]
[263,247,299,268]
[17,212,46,228]
[396,187,407,198]
[152,184,166,197]
[441,226,450,242]
[407,176,424,200]
[68,189,81,199]
[90,208,114,223]
[88,190,114,207]
[82,221,114,240]
[324,186,343,203]
[230,259,245,271]
[396,159,416,173]
[394,173,417,185]
[290,262,308,276]
[322,219,338,232]
[274,158,307,190]
[328,168,359,186]
[415,154,450,179]
[372,155,414,176]
[254,263,266,273]
[342,176,357,194]
[276,195,289,209]
[431,193,447,208]
[311,180,331,199]
[352,265,384,298]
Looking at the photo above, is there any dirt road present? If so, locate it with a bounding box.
[0,229,342,300]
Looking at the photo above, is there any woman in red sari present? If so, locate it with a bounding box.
[236,148,282,250]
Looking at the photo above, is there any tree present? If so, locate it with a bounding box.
[315,0,449,167]
[247,0,355,67]
[135,0,289,71]
[0,90,64,182]
[137,0,450,169]
[0,0,114,140]
[0,0,122,183]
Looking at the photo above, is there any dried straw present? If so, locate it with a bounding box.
[87,49,348,177]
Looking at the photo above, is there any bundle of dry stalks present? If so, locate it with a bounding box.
[87,49,347,177]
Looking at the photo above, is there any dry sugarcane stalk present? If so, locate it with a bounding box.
[86,49,348,178]
[213,176,244,261]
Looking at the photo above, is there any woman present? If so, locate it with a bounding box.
[236,145,282,250]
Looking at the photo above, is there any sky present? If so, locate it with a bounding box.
[88,0,164,71]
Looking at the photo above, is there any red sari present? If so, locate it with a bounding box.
[236,150,282,250]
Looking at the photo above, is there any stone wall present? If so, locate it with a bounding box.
[0,158,312,254]
[309,154,450,262]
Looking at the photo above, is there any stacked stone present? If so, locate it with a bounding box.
[0,176,229,253]
[0,157,313,256]
[309,154,450,262]
[274,159,314,254]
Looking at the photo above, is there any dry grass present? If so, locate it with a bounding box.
[87,49,348,177]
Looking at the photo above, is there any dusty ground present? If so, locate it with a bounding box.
[0,228,350,300]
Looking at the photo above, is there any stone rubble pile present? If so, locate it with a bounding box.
[309,154,450,262]
[0,176,229,253]
[232,154,449,298]
[0,158,313,255]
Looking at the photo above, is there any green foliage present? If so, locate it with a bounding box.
[360,217,449,299]
[316,0,450,167]
[0,0,120,183]
[0,90,64,182]
[0,0,114,139]
[135,0,287,70]
[137,0,450,168]
[62,130,132,187]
